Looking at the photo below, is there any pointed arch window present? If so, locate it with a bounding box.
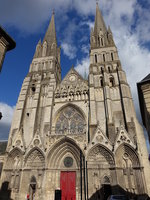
[108,66,111,73]
[103,54,105,62]
[95,54,98,63]
[55,106,86,134]
[100,76,103,87]
[109,76,115,87]
[101,38,104,46]
[111,52,114,61]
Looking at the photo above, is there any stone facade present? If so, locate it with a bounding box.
[0,26,16,121]
[137,74,150,143]
[0,26,16,72]
[0,4,150,200]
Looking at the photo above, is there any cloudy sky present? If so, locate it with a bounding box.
[0,0,150,150]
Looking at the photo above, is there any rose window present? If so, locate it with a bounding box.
[55,107,86,134]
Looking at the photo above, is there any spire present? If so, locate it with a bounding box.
[94,2,107,36]
[43,11,57,46]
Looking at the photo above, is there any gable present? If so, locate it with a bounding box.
[55,67,88,99]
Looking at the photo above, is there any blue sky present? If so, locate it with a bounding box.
[0,0,150,150]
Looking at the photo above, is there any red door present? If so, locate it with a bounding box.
[60,171,76,200]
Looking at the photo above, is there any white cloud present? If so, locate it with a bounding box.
[0,103,15,140]
[81,44,90,55]
[0,0,72,33]
[61,43,77,59]
[135,4,150,43]
[75,56,89,79]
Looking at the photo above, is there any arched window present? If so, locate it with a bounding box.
[101,67,104,73]
[95,54,98,63]
[108,66,111,73]
[109,76,114,87]
[101,38,103,46]
[111,52,114,61]
[55,106,86,134]
[100,77,103,87]
[103,54,105,62]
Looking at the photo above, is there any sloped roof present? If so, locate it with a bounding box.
[139,74,150,84]
[0,26,16,51]
[137,74,150,127]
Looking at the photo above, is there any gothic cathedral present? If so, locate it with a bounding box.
[1,3,150,200]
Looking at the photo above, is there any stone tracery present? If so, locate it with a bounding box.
[55,106,86,135]
[25,149,45,168]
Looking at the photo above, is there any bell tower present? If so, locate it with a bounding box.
[89,3,150,195]
[7,11,61,148]
[89,3,136,141]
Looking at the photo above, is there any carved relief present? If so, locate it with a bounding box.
[88,146,114,166]
[114,126,136,151]
[55,68,88,102]
[26,149,45,168]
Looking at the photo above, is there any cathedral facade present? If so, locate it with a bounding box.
[0,4,150,200]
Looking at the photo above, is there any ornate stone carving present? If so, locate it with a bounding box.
[88,146,114,165]
[34,139,40,146]
[55,106,86,135]
[26,149,45,168]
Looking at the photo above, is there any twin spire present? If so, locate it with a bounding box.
[94,2,107,37]
[43,10,57,47]
[34,3,115,58]
[91,2,115,48]
[34,11,58,58]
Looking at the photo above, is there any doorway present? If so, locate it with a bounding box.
[29,176,36,200]
[102,184,112,200]
[60,171,76,200]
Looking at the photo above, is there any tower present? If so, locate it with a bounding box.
[0,4,150,200]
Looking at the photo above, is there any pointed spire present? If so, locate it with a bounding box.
[43,11,57,46]
[94,2,107,36]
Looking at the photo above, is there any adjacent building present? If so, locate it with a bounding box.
[137,74,150,143]
[0,4,150,200]
[0,26,16,121]
[0,26,16,72]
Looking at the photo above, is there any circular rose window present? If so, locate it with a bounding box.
[64,157,73,167]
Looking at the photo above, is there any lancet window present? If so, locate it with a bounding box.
[55,106,86,134]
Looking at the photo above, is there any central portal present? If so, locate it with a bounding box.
[60,171,76,200]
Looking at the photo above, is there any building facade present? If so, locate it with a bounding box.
[0,26,16,122]
[0,4,150,200]
[137,74,150,143]
[0,26,16,72]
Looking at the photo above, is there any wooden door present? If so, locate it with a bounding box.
[60,171,76,200]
